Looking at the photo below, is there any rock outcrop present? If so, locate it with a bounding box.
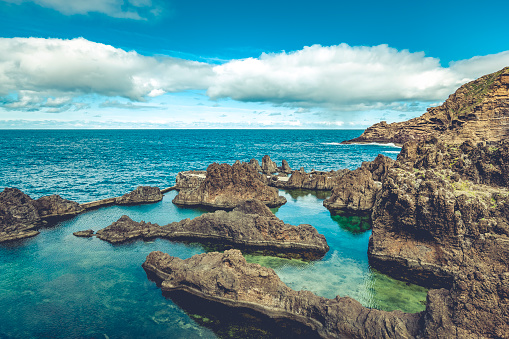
[175,171,207,190]
[271,169,348,190]
[0,188,83,242]
[279,159,292,174]
[115,186,163,205]
[143,249,422,339]
[369,138,509,288]
[343,67,509,146]
[248,158,262,172]
[322,155,394,215]
[173,162,286,209]
[90,200,328,259]
[261,155,278,174]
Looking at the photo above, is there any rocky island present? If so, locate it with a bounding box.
[173,162,287,209]
[343,66,509,146]
[83,199,329,260]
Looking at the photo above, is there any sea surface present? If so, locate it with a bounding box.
[0,130,427,338]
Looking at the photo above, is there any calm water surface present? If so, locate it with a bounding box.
[0,130,427,338]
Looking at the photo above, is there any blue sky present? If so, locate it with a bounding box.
[0,0,508,129]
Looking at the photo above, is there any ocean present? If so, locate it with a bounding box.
[0,129,427,338]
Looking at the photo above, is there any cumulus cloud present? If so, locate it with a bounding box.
[208,44,509,110]
[3,0,162,20]
[0,37,213,111]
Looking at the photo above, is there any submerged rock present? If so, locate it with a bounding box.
[173,162,286,209]
[143,249,421,339]
[93,200,328,259]
[73,229,94,237]
[115,186,163,205]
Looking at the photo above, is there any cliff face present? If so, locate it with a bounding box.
[343,67,509,146]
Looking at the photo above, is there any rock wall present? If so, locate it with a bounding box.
[115,186,163,205]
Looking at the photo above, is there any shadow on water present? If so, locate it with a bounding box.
[330,214,372,234]
[282,189,331,201]
[144,269,321,339]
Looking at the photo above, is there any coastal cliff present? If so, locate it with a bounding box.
[343,67,509,146]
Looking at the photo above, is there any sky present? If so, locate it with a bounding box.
[0,0,508,129]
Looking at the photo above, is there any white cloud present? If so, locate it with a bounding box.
[2,0,162,20]
[208,44,509,110]
[0,37,213,111]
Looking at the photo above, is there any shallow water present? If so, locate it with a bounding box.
[0,130,427,338]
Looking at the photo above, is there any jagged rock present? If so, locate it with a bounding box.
[93,200,328,259]
[248,158,262,172]
[0,187,84,242]
[323,168,381,215]
[115,186,163,205]
[369,139,509,290]
[143,249,421,339]
[343,67,509,146]
[279,159,292,174]
[0,188,41,242]
[172,162,286,209]
[73,229,94,237]
[36,194,84,219]
[360,154,395,182]
[175,171,206,190]
[261,155,278,174]
[271,169,347,190]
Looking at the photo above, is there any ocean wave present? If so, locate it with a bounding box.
[382,151,401,154]
[321,142,401,148]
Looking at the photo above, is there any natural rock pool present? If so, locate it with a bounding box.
[0,189,427,338]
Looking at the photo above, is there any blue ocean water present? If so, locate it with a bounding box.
[0,130,427,338]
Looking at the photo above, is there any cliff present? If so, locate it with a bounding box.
[343,67,509,146]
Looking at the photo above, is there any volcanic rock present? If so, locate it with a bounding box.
[73,229,94,237]
[143,249,421,339]
[343,67,509,146]
[279,159,292,174]
[172,162,286,209]
[93,200,328,259]
[261,155,278,174]
[322,168,381,215]
[36,194,84,219]
[115,186,163,205]
[175,171,207,190]
[271,169,348,190]
[0,187,84,242]
[248,158,262,172]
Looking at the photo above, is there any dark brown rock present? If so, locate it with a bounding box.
[323,168,381,215]
[271,169,348,190]
[115,186,163,205]
[343,67,509,146]
[0,187,41,242]
[143,249,422,339]
[279,159,292,174]
[261,155,278,174]
[175,171,206,190]
[73,229,94,237]
[0,188,84,242]
[36,194,84,219]
[248,158,262,172]
[93,200,328,259]
[172,162,286,209]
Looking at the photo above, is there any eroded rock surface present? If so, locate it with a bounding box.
[173,162,286,209]
[91,200,328,259]
[143,249,421,339]
[175,171,206,190]
[271,169,348,190]
[322,155,394,215]
[343,67,509,146]
[115,186,163,205]
[0,187,83,242]
[261,155,278,174]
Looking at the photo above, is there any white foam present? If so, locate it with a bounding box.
[383,151,401,154]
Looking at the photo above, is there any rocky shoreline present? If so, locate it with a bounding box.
[77,199,329,260]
